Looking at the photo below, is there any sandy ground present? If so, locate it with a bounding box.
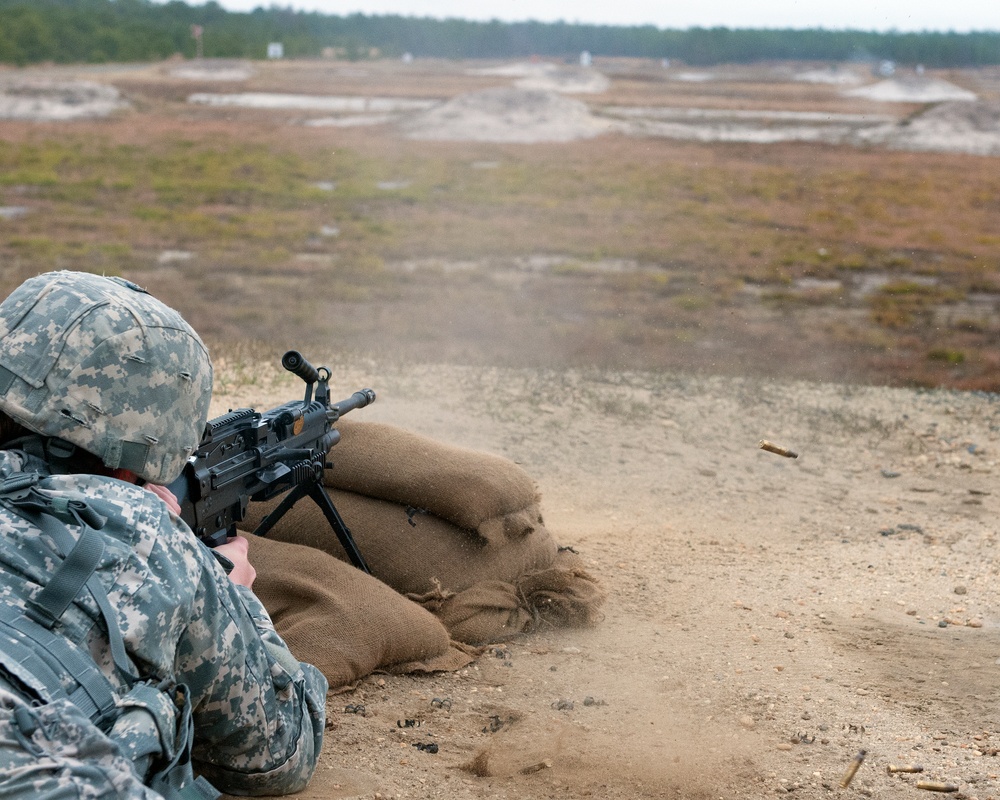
[213,358,1000,800]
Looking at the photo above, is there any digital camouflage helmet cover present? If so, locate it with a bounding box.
[0,271,213,484]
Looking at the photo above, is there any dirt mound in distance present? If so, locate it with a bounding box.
[0,79,128,120]
[401,87,623,142]
[893,100,1000,155]
[844,77,977,102]
[921,99,1000,131]
[855,100,1000,156]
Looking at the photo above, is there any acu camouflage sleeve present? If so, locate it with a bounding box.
[174,543,328,795]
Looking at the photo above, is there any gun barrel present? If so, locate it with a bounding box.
[333,389,376,417]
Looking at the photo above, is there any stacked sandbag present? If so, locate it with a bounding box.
[326,418,544,546]
[246,534,475,688]
[242,419,605,645]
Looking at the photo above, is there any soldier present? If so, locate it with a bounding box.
[0,271,327,798]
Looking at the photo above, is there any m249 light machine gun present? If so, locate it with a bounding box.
[168,351,375,572]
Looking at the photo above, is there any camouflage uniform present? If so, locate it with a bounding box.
[0,272,328,797]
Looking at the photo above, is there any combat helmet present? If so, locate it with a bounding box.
[0,271,212,484]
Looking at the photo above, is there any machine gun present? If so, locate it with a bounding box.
[168,350,375,573]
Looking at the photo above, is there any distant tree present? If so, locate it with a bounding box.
[0,0,997,66]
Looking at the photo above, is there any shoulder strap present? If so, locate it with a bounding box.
[0,489,139,686]
[31,512,138,685]
[26,521,105,628]
[0,604,119,728]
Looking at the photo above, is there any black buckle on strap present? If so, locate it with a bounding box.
[0,472,39,501]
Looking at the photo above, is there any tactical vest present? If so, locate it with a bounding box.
[0,447,219,800]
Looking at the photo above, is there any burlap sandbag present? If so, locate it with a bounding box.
[245,488,557,596]
[246,535,475,688]
[409,551,606,644]
[244,490,606,645]
[243,420,605,646]
[326,419,541,545]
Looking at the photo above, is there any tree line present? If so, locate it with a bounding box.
[1,0,998,67]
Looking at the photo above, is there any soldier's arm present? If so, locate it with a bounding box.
[172,533,328,795]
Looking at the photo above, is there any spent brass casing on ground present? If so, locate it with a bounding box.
[839,749,867,788]
[887,764,924,774]
[759,439,799,459]
[915,781,959,793]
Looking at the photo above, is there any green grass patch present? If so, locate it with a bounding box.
[869,281,962,328]
[927,348,965,365]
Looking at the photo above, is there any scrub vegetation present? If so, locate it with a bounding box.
[0,59,998,390]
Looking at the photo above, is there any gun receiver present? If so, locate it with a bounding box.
[168,351,375,572]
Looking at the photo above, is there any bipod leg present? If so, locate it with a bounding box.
[304,482,371,574]
[252,482,308,539]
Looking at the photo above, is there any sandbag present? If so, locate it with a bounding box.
[246,535,474,688]
[409,552,606,644]
[245,492,606,645]
[327,419,541,544]
[245,488,557,596]
[243,420,606,647]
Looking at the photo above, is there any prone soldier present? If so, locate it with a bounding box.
[0,271,327,798]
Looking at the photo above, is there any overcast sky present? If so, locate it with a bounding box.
[201,0,999,33]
